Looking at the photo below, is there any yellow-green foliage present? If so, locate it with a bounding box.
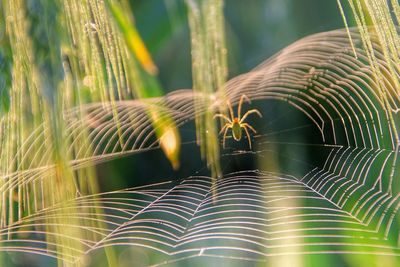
[0,0,181,265]
[338,0,400,192]
[186,0,228,179]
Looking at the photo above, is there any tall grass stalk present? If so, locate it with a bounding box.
[0,1,103,265]
[338,0,400,193]
[186,0,227,179]
[107,0,181,169]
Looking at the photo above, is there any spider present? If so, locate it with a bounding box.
[214,95,262,149]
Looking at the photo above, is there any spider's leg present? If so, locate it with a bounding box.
[213,113,232,123]
[240,109,262,123]
[227,100,235,121]
[242,125,252,149]
[222,126,231,148]
[238,94,251,120]
[241,123,257,133]
[219,123,229,135]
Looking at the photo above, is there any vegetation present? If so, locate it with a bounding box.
[0,0,399,266]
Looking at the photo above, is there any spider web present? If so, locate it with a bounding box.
[2,171,398,265]
[1,28,400,266]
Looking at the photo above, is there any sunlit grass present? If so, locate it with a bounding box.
[338,0,400,193]
[186,0,228,179]
[107,0,181,169]
[0,0,400,266]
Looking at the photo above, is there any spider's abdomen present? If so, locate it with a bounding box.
[232,121,242,141]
